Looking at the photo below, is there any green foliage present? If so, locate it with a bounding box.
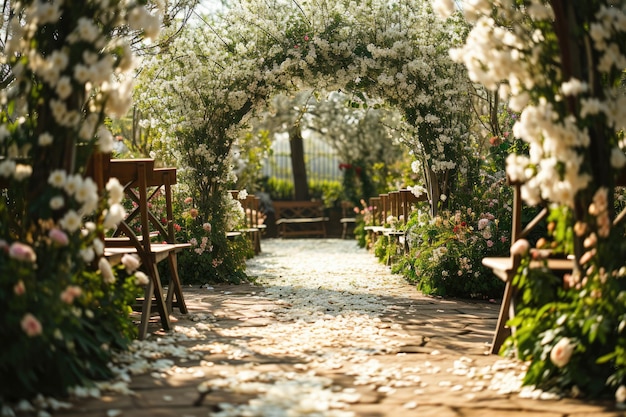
[264,177,295,201]
[309,180,342,207]
[262,177,342,208]
[169,190,249,286]
[507,246,626,398]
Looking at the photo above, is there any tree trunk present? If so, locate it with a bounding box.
[289,127,309,201]
[424,165,440,217]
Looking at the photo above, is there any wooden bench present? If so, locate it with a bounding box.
[340,201,357,239]
[483,172,626,354]
[229,191,266,254]
[274,200,329,238]
[87,153,190,339]
[365,189,428,252]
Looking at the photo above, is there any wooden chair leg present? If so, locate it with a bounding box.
[166,252,188,314]
[138,279,154,340]
[147,262,171,332]
[491,279,515,354]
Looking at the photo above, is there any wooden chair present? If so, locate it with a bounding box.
[483,172,626,354]
[242,194,263,255]
[339,201,357,239]
[88,154,189,339]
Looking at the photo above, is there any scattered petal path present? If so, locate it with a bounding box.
[42,239,620,416]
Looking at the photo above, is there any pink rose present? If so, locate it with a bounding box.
[49,228,69,246]
[203,223,212,233]
[510,239,530,256]
[9,242,37,263]
[486,240,494,248]
[14,280,26,295]
[550,337,574,368]
[189,208,198,219]
[184,197,193,204]
[60,285,82,304]
[21,313,42,337]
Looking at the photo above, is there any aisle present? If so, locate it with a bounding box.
[53,239,617,417]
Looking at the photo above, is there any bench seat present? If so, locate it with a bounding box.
[273,201,329,238]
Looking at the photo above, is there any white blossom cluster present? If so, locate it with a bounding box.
[0,0,161,317]
[441,0,626,207]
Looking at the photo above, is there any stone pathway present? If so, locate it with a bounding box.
[46,239,623,417]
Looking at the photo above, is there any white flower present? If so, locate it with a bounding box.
[99,257,116,285]
[92,238,104,256]
[80,247,95,263]
[64,174,82,195]
[48,169,67,188]
[432,0,456,19]
[14,164,32,181]
[561,78,587,96]
[106,178,124,205]
[121,254,141,273]
[616,385,626,404]
[134,271,150,286]
[0,159,16,178]
[75,17,100,43]
[610,147,626,169]
[103,204,126,230]
[38,132,54,146]
[73,64,92,84]
[550,337,574,368]
[97,125,114,153]
[49,195,65,210]
[55,76,73,100]
[59,210,82,233]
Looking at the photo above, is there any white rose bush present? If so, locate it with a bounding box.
[436,0,626,400]
[0,0,160,400]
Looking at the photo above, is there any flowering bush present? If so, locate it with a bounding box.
[172,191,249,285]
[397,204,508,299]
[0,0,159,400]
[437,0,626,400]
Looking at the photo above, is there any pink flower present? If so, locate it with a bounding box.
[9,242,37,263]
[510,239,530,256]
[21,313,42,337]
[49,228,69,246]
[14,280,26,295]
[304,35,310,41]
[203,222,212,233]
[189,208,198,219]
[184,197,193,204]
[550,337,574,368]
[60,285,82,304]
[500,236,507,243]
[486,240,494,248]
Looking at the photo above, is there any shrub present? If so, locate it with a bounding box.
[398,205,508,299]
